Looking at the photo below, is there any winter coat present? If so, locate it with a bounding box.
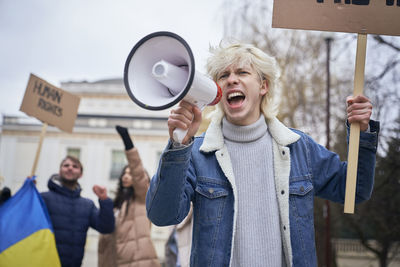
[98,148,160,267]
[164,206,193,267]
[146,115,379,267]
[41,175,114,267]
[175,206,193,267]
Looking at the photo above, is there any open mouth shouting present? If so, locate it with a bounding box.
[227,91,245,108]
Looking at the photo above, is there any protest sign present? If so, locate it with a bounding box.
[20,74,80,176]
[272,1,400,36]
[20,74,80,133]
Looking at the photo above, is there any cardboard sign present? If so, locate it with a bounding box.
[20,74,80,133]
[272,0,400,36]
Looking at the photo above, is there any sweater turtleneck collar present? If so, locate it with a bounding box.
[222,115,268,143]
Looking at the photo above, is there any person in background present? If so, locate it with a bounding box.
[145,41,379,266]
[164,205,193,267]
[0,175,11,206]
[41,155,115,267]
[0,186,11,206]
[98,125,160,267]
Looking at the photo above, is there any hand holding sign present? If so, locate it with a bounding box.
[346,95,372,132]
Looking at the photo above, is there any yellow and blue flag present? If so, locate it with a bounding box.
[0,177,61,267]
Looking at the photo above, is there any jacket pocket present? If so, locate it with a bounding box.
[195,177,230,223]
[289,178,314,218]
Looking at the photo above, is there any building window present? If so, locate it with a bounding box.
[110,150,126,180]
[67,148,81,159]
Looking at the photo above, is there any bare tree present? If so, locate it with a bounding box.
[364,35,400,154]
[331,115,400,267]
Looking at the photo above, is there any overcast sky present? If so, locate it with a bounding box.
[0,0,224,120]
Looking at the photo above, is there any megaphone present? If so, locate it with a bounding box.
[124,31,222,143]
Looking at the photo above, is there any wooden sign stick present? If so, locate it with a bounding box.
[31,123,48,177]
[344,33,367,214]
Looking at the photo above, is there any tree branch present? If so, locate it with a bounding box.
[373,35,400,52]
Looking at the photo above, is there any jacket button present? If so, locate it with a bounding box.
[283,226,286,230]
[300,186,304,192]
[282,151,285,155]
[208,188,214,194]
[281,190,285,195]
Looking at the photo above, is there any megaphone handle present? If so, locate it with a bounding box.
[173,128,188,144]
[172,102,207,143]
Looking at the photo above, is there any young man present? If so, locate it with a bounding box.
[41,156,115,267]
[146,43,379,266]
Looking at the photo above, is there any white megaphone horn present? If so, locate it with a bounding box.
[124,31,222,143]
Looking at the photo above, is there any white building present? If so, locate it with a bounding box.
[0,78,174,265]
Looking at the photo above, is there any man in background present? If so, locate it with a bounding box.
[41,155,115,267]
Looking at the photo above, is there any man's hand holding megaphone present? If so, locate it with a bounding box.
[168,100,203,145]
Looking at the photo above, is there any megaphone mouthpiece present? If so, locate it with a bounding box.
[152,60,188,96]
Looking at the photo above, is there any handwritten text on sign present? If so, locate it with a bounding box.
[316,0,399,5]
[20,74,80,133]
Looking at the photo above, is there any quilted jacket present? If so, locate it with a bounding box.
[41,175,114,267]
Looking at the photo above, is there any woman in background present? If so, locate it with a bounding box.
[98,125,160,267]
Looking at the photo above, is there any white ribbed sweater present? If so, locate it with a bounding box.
[222,115,282,267]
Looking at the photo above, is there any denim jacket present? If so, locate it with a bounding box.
[146,116,379,267]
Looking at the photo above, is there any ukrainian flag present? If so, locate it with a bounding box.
[0,177,61,267]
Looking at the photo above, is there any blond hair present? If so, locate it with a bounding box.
[206,42,281,120]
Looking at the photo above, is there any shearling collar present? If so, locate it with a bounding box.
[200,115,300,153]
